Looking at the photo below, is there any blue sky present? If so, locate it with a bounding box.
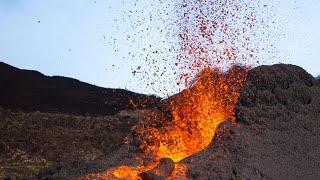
[0,0,319,96]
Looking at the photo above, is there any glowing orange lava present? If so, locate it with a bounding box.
[84,0,262,177]
[83,161,159,180]
[95,66,248,180]
[135,66,248,163]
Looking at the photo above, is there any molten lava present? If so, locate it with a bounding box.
[135,66,248,162]
[83,0,263,177]
[97,66,248,180]
[83,66,248,180]
[105,164,158,180]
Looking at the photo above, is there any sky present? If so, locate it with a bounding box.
[0,0,319,96]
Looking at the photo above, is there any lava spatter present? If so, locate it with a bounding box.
[90,0,275,179]
[134,65,248,163]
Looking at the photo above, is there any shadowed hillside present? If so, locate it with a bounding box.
[0,62,160,116]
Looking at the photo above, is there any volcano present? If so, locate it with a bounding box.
[1,63,319,179]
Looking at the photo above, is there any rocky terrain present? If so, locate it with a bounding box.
[0,63,319,179]
[0,107,150,179]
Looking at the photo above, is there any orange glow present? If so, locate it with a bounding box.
[135,66,248,162]
[82,166,140,180]
[108,162,189,180]
[96,66,248,179]
[85,0,259,177]
[83,162,159,180]
[168,164,189,179]
[110,166,140,180]
[84,66,248,179]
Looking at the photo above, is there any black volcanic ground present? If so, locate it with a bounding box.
[0,62,319,179]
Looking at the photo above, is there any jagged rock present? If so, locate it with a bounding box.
[139,158,175,180]
[140,172,165,180]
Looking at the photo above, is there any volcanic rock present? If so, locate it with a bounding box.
[139,158,175,180]
[183,64,320,179]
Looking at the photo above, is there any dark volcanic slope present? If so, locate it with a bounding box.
[1,63,319,179]
[58,64,319,180]
[183,64,320,180]
[0,62,159,116]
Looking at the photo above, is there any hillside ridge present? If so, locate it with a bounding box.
[0,62,159,116]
